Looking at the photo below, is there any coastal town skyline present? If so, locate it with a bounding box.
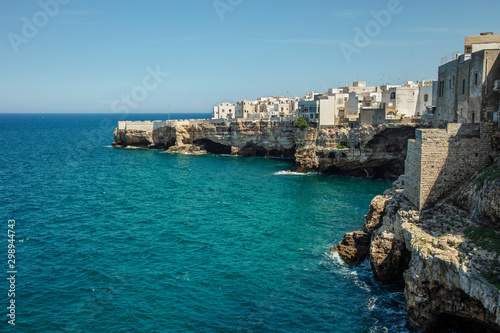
[1,0,499,113]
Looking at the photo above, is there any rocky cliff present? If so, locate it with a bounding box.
[113,120,419,177]
[152,120,300,157]
[295,124,418,178]
[333,159,500,332]
[113,127,157,148]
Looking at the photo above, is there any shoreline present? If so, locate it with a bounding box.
[113,118,419,179]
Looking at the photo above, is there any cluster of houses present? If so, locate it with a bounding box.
[212,97,300,121]
[212,81,436,126]
[212,33,500,127]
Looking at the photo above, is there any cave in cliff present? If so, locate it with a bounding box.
[192,139,232,155]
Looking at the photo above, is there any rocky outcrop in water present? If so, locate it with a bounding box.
[334,160,500,332]
[331,190,393,264]
[112,127,156,147]
[113,120,419,178]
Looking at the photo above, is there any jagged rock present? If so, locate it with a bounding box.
[332,177,400,264]
[165,145,207,155]
[331,231,371,264]
[364,195,389,233]
[369,209,412,285]
[364,176,412,285]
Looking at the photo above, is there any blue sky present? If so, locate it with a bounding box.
[1,0,499,113]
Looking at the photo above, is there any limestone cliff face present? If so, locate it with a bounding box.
[113,127,156,147]
[153,121,301,157]
[401,202,500,332]
[454,168,500,230]
[114,120,419,177]
[295,124,418,177]
[334,160,500,332]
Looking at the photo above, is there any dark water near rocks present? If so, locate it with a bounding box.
[0,113,414,332]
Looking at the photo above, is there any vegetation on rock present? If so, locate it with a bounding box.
[292,117,309,130]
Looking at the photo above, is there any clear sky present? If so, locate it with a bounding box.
[1,0,499,113]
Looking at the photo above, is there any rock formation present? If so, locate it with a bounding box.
[296,124,419,178]
[112,127,156,147]
[113,120,419,178]
[333,159,500,332]
[331,189,393,264]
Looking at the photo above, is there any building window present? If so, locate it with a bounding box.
[462,79,466,95]
[390,92,396,99]
[474,73,478,85]
[424,94,429,102]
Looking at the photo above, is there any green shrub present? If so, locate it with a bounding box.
[336,144,347,149]
[292,117,309,130]
[464,226,500,255]
[476,167,500,189]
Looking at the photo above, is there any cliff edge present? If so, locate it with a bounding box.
[113,120,419,178]
[333,159,500,332]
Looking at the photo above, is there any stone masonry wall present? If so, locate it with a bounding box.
[404,138,421,209]
[405,122,495,210]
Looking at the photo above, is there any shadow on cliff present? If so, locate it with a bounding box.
[420,123,494,211]
[410,123,499,332]
[318,126,417,179]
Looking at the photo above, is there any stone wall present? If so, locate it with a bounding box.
[404,122,495,210]
[359,108,386,125]
[117,120,167,131]
[404,137,421,209]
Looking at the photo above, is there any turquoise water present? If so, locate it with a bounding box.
[0,114,413,332]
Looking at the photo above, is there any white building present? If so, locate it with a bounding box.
[381,81,437,117]
[345,92,360,117]
[212,102,236,119]
[415,81,438,116]
[298,95,336,126]
[238,96,298,119]
[235,100,256,119]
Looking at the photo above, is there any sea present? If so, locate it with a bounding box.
[0,113,415,332]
